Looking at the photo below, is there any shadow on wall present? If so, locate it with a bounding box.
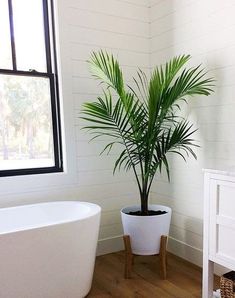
[170,216,203,266]
[169,61,224,265]
[154,2,221,262]
[184,217,203,265]
[152,0,235,269]
[184,61,233,172]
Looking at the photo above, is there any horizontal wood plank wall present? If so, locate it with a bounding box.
[0,0,150,256]
[150,0,235,273]
[4,0,235,268]
[70,0,150,254]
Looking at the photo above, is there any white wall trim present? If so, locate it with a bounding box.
[168,237,227,276]
[96,234,202,266]
[96,234,202,263]
[168,236,202,267]
[97,235,227,275]
[97,235,124,256]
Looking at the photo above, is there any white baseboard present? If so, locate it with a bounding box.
[167,236,203,267]
[168,237,227,276]
[96,235,228,276]
[97,235,124,256]
[96,235,202,263]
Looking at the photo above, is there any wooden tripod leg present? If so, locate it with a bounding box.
[159,235,167,279]
[123,235,133,279]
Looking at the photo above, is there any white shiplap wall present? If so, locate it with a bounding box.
[150,0,235,267]
[0,0,150,255]
[70,0,150,254]
[2,0,234,262]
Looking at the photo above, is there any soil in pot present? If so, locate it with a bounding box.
[127,210,167,216]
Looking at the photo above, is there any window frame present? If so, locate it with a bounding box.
[0,0,63,177]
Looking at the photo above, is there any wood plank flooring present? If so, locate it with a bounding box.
[88,251,219,297]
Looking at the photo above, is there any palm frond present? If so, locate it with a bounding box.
[89,50,124,96]
[81,51,215,214]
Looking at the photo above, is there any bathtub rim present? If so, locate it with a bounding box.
[0,201,101,236]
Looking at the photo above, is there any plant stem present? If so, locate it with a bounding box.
[140,181,148,215]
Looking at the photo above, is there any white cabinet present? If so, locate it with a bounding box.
[203,170,235,298]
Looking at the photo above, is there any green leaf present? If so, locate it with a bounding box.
[80,51,215,213]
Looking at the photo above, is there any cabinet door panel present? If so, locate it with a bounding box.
[218,225,235,259]
[219,185,235,218]
[209,179,235,264]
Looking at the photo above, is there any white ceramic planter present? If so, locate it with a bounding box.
[121,204,172,255]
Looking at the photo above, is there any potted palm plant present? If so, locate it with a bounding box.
[81,51,214,255]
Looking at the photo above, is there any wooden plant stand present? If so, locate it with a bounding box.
[123,235,168,279]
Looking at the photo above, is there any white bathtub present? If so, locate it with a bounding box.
[0,201,101,298]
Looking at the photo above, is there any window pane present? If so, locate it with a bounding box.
[0,0,12,69]
[0,74,55,170]
[12,0,47,72]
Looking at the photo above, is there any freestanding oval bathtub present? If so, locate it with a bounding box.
[0,201,101,298]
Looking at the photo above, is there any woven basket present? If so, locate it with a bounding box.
[220,271,235,298]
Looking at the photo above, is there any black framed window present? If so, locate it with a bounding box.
[0,0,63,177]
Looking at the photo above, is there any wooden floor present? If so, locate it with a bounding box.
[88,251,219,298]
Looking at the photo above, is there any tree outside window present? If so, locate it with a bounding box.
[0,0,62,176]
